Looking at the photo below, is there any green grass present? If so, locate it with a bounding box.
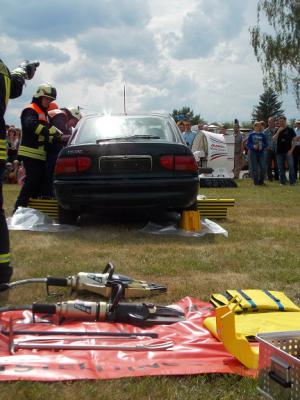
[1,180,300,399]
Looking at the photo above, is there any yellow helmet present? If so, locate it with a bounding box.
[34,83,57,100]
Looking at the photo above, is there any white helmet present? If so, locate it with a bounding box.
[67,106,82,121]
[34,83,57,100]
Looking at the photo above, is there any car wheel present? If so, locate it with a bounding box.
[58,206,78,225]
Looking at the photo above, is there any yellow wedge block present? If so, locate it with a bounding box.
[28,198,59,221]
[216,303,259,370]
[196,197,235,219]
[179,210,201,232]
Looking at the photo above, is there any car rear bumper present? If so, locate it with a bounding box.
[54,177,199,210]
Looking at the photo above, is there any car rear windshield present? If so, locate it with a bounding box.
[73,116,176,144]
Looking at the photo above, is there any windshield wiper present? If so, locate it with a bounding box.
[129,135,161,139]
[96,137,127,143]
[96,135,161,143]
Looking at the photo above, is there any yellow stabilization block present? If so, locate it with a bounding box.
[204,294,300,370]
[28,198,59,221]
[204,311,300,341]
[196,198,235,219]
[179,210,201,232]
[210,289,300,312]
[214,304,259,370]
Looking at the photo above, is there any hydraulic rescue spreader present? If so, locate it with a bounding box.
[0,262,167,299]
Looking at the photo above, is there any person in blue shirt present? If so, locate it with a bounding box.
[181,120,197,148]
[247,121,268,185]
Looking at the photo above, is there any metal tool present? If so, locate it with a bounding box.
[0,262,167,299]
[0,280,183,328]
[1,329,158,339]
[31,298,184,326]
[29,280,184,326]
[9,338,174,354]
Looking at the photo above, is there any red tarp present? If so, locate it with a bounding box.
[0,297,256,381]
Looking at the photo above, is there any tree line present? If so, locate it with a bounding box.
[172,88,288,128]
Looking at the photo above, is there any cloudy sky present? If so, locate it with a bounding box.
[1,0,298,126]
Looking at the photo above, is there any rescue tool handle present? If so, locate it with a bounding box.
[47,277,69,287]
[102,262,114,280]
[32,303,56,315]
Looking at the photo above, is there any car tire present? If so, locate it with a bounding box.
[58,206,78,225]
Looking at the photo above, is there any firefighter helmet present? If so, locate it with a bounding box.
[67,106,82,121]
[34,83,57,100]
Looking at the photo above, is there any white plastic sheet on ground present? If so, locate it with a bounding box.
[141,218,228,238]
[7,207,78,232]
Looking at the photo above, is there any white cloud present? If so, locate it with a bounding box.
[0,0,150,40]
[2,0,298,127]
[77,26,158,62]
[17,42,70,64]
[170,0,246,58]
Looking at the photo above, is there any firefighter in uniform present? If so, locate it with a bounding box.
[48,105,82,145]
[46,105,82,196]
[14,83,58,210]
[0,59,38,284]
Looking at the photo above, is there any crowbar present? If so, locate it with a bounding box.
[9,339,174,354]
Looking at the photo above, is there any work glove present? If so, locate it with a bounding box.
[12,60,39,80]
[49,126,58,135]
[48,126,62,144]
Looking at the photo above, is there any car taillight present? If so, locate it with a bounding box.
[160,155,198,172]
[55,157,92,175]
[174,155,198,172]
[160,155,174,170]
[77,157,92,172]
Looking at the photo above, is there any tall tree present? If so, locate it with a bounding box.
[250,0,300,108]
[252,87,284,122]
[171,107,203,125]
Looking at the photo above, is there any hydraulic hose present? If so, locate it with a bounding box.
[0,305,32,313]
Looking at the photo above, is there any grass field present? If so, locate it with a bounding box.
[1,181,300,399]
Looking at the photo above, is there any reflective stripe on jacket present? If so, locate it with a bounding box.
[0,61,11,160]
[0,253,10,264]
[18,103,49,161]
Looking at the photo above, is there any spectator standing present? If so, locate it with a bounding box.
[264,117,279,181]
[219,126,227,135]
[293,119,300,180]
[272,116,296,185]
[177,121,185,133]
[3,160,19,184]
[242,130,252,178]
[197,122,204,131]
[247,121,268,185]
[260,121,266,131]
[181,120,197,148]
[233,120,243,179]
[0,58,38,284]
[14,83,58,210]
[7,126,20,163]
